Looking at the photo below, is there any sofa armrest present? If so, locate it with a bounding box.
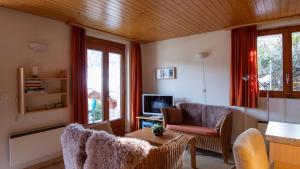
[219,112,233,155]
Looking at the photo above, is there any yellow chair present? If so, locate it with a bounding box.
[232,128,269,169]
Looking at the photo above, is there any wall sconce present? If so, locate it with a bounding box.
[194,52,209,61]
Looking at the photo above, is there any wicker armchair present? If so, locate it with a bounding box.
[162,103,233,163]
[62,122,188,169]
[135,135,189,169]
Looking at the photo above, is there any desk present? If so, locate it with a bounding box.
[265,121,300,166]
[272,161,300,169]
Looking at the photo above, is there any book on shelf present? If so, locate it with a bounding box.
[26,90,48,94]
[25,79,43,83]
[25,84,43,87]
[25,87,47,94]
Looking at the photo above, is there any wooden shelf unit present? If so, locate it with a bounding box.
[24,77,68,80]
[25,107,67,113]
[136,116,164,129]
[25,92,67,96]
[18,67,68,114]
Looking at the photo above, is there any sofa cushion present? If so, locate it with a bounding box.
[214,116,225,132]
[167,108,183,124]
[176,103,203,125]
[202,105,231,128]
[166,124,220,137]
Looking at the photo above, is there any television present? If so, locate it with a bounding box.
[142,94,174,116]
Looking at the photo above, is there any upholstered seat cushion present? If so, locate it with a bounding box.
[166,124,220,137]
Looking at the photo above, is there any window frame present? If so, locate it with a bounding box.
[257,25,300,98]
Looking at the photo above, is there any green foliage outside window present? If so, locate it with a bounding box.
[89,100,103,123]
[257,34,283,91]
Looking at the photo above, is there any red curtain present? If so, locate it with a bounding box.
[130,42,143,131]
[71,26,88,124]
[230,26,259,108]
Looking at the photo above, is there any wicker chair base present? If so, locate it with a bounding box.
[168,130,229,163]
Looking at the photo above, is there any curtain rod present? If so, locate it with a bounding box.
[67,21,141,43]
[224,14,300,30]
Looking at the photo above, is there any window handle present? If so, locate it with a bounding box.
[286,74,290,85]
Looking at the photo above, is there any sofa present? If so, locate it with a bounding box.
[161,103,233,163]
[61,122,188,169]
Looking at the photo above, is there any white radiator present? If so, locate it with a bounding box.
[9,125,65,168]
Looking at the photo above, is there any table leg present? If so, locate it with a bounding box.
[189,138,196,169]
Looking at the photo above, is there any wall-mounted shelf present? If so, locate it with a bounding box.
[24,77,68,80]
[25,92,67,96]
[18,67,68,114]
[25,107,67,113]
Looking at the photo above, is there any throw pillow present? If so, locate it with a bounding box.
[84,131,152,169]
[214,116,225,132]
[61,124,93,169]
[167,108,183,124]
[85,120,114,134]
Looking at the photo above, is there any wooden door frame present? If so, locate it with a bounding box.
[86,36,126,136]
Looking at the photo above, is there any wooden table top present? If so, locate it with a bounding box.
[125,128,192,146]
[265,121,300,146]
[272,161,300,169]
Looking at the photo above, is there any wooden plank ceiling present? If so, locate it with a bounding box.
[1,0,300,42]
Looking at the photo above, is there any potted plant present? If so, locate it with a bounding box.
[152,123,164,136]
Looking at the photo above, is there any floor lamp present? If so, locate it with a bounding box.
[242,75,270,122]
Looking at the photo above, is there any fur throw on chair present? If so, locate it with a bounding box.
[61,123,93,169]
[84,131,152,169]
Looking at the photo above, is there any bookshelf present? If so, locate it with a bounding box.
[18,67,68,114]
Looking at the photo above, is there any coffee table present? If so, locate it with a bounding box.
[126,128,196,169]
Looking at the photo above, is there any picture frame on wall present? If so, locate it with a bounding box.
[156,67,176,79]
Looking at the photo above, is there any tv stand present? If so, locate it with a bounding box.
[136,115,164,129]
[141,114,152,117]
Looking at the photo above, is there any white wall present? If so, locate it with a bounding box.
[0,7,132,168]
[141,29,300,141]
[142,30,231,105]
[0,7,71,169]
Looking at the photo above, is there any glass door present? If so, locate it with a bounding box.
[86,37,125,135]
[87,49,103,124]
[109,52,122,120]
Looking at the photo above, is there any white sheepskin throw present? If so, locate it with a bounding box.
[84,131,152,169]
[61,123,93,169]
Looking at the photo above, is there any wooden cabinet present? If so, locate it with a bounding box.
[18,67,68,114]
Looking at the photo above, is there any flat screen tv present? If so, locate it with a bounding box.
[142,94,174,116]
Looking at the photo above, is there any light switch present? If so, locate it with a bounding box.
[0,93,9,103]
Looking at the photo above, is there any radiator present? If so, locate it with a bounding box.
[9,125,65,168]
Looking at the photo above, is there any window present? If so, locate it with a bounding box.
[86,37,125,135]
[87,49,103,123]
[257,34,283,91]
[257,26,300,98]
[292,32,300,91]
